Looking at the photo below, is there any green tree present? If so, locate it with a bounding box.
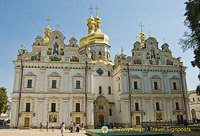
[179,0,200,68]
[0,87,9,115]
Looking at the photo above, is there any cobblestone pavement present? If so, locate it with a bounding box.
[0,129,87,136]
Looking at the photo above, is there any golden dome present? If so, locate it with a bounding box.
[43,25,51,45]
[79,15,109,47]
[139,32,146,48]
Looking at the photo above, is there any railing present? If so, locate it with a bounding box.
[142,120,199,128]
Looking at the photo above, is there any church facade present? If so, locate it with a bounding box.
[10,12,191,128]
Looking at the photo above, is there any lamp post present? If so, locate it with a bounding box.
[84,46,90,129]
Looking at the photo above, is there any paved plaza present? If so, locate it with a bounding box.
[0,129,87,136]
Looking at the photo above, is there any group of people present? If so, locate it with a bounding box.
[39,122,84,135]
[69,121,84,133]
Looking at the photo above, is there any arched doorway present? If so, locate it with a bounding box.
[94,95,109,128]
[99,114,104,126]
[191,109,196,119]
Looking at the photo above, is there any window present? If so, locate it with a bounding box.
[108,86,111,94]
[173,82,177,90]
[51,103,56,112]
[176,102,179,110]
[118,83,120,91]
[109,109,112,116]
[135,103,139,111]
[76,103,80,112]
[198,97,200,102]
[97,68,104,76]
[134,81,138,89]
[99,86,102,94]
[25,103,30,112]
[27,80,32,88]
[156,102,160,111]
[99,104,103,110]
[76,81,80,89]
[154,82,158,90]
[108,71,110,76]
[99,51,102,55]
[52,80,57,88]
[193,98,195,102]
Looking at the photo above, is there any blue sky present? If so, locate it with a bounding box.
[0,0,198,99]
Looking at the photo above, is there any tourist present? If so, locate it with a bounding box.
[61,122,65,136]
[76,123,79,133]
[81,123,84,131]
[70,121,73,133]
[52,123,54,132]
[46,122,49,132]
[40,123,43,131]
[73,122,75,132]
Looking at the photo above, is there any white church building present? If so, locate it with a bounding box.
[10,11,191,128]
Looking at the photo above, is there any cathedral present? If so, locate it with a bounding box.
[10,10,191,128]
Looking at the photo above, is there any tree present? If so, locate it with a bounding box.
[0,87,9,115]
[179,0,200,68]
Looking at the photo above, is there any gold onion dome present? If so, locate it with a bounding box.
[79,14,109,47]
[139,32,146,48]
[43,25,51,45]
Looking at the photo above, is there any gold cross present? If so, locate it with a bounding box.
[139,22,144,32]
[20,44,23,48]
[148,31,151,36]
[89,5,93,16]
[95,5,99,16]
[46,16,51,25]
[38,30,42,36]
[72,32,75,37]
[55,24,60,30]
[120,46,124,54]
[136,36,138,41]
[163,38,166,43]
[62,31,65,34]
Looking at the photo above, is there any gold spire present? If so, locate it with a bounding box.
[72,32,75,37]
[148,31,151,37]
[139,23,146,48]
[87,6,95,34]
[120,46,124,54]
[43,17,52,44]
[94,6,101,32]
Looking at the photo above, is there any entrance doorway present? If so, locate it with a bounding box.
[177,115,183,124]
[75,117,80,124]
[99,114,104,126]
[24,117,30,127]
[136,116,140,125]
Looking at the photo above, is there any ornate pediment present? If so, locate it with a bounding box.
[49,72,60,77]
[25,72,35,76]
[73,73,83,77]
[152,75,160,79]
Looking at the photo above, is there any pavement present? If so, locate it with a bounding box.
[0,129,200,136]
[0,129,87,136]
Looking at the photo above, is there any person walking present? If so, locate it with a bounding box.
[70,121,73,133]
[81,123,84,131]
[52,123,55,132]
[46,122,49,132]
[76,123,79,133]
[40,123,43,131]
[73,122,75,133]
[61,122,65,136]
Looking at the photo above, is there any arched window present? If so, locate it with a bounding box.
[191,109,196,119]
[108,86,111,94]
[99,51,102,55]
[108,71,110,76]
[99,104,103,110]
[99,86,102,94]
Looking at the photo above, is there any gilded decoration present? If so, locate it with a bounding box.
[47,97,60,123]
